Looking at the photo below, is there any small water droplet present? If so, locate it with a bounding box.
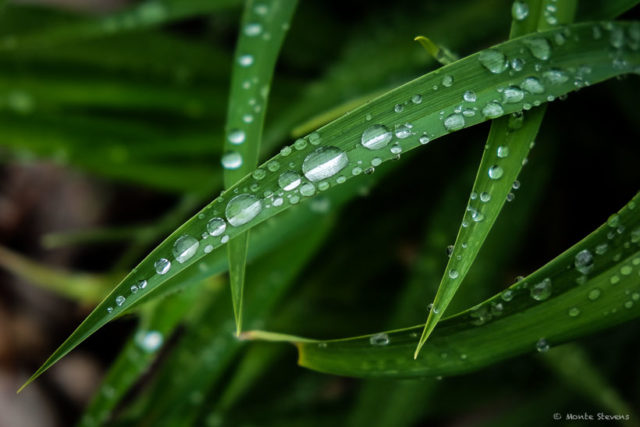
[369,333,390,346]
[521,76,545,94]
[138,280,147,289]
[574,249,594,274]
[394,104,404,113]
[482,102,504,118]
[155,258,171,275]
[278,171,302,191]
[361,124,392,150]
[536,338,550,353]
[300,182,316,197]
[238,54,254,67]
[497,146,509,158]
[501,289,514,302]
[442,75,454,87]
[244,22,262,37]
[302,147,348,181]
[116,295,125,306]
[130,284,139,293]
[530,278,552,301]
[444,113,465,131]
[503,86,524,103]
[221,152,242,170]
[463,90,477,102]
[221,235,230,244]
[588,288,601,301]
[511,0,529,21]
[543,69,569,85]
[138,330,163,352]
[480,192,491,202]
[228,129,245,145]
[394,124,413,139]
[488,165,504,179]
[280,146,292,156]
[568,307,580,317]
[419,135,430,144]
[207,218,227,236]
[479,49,508,74]
[411,94,423,104]
[226,194,262,226]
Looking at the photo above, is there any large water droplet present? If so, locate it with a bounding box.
[155,258,171,275]
[302,146,348,182]
[482,102,504,118]
[530,278,552,301]
[173,235,199,264]
[523,38,551,60]
[574,249,594,274]
[361,124,392,150]
[444,113,465,131]
[278,170,302,191]
[488,165,504,179]
[226,194,262,226]
[369,333,390,346]
[479,49,508,74]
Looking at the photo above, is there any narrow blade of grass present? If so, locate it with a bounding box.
[223,0,298,334]
[414,0,577,357]
[19,21,640,391]
[250,192,640,378]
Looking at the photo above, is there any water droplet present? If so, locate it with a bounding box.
[221,235,230,244]
[610,26,625,49]
[173,235,199,264]
[621,265,632,275]
[501,289,514,302]
[280,146,292,156]
[207,218,226,236]
[371,157,382,167]
[463,90,477,102]
[536,338,550,353]
[506,192,515,202]
[352,166,362,175]
[503,86,524,103]
[226,194,262,226]
[442,75,454,87]
[479,49,508,74]
[480,192,491,202]
[510,57,525,71]
[588,288,601,301]
[394,124,413,139]
[444,113,465,131]
[130,284,139,293]
[361,124,392,150]
[419,135,430,144]
[254,2,268,15]
[568,307,580,317]
[116,295,125,306]
[521,76,545,94]
[523,38,551,60]
[221,152,242,170]
[204,245,213,253]
[511,1,529,21]
[394,104,404,113]
[138,331,163,352]
[155,258,170,275]
[390,144,402,154]
[411,94,422,104]
[302,146,348,182]
[488,165,504,180]
[238,54,254,67]
[278,171,302,191]
[574,249,594,274]
[369,333,390,346]
[300,182,316,197]
[107,307,113,313]
[138,280,147,289]
[449,269,459,279]
[228,129,245,145]
[482,102,504,118]
[530,278,552,301]
[543,69,569,85]
[497,145,509,158]
[244,22,262,37]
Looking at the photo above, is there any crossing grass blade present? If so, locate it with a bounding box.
[223,0,298,334]
[19,21,640,392]
[414,0,577,357]
[247,192,640,377]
